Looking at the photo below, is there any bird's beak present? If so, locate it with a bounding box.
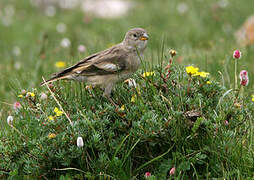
[139,33,149,41]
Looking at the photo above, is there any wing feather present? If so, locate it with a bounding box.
[41,44,128,85]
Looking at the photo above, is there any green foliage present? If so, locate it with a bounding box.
[1,60,253,179]
[1,0,254,179]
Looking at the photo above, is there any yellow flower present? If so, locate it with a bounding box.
[186,66,199,75]
[27,92,35,97]
[206,81,211,84]
[120,105,125,111]
[252,95,254,102]
[194,71,210,78]
[54,107,63,116]
[18,94,23,98]
[56,111,63,116]
[131,95,136,103]
[54,107,59,113]
[55,61,66,68]
[48,115,55,121]
[142,71,155,77]
[48,133,56,139]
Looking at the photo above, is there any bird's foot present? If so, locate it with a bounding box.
[103,93,118,107]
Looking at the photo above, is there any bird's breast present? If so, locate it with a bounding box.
[126,53,141,72]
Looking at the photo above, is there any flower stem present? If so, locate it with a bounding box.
[234,60,238,90]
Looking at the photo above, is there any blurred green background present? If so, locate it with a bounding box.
[1,0,254,108]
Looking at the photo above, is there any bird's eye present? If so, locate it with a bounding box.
[133,34,137,37]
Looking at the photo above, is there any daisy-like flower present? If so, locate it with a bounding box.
[120,105,125,111]
[131,95,136,103]
[186,66,199,75]
[48,115,55,121]
[60,38,71,48]
[251,95,254,102]
[7,115,14,125]
[144,172,151,178]
[48,133,56,139]
[55,61,66,68]
[77,136,84,147]
[233,50,241,59]
[206,81,211,84]
[142,71,155,77]
[193,71,210,78]
[27,92,35,97]
[54,107,63,116]
[169,167,176,175]
[239,70,249,86]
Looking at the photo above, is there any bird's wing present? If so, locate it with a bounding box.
[40,44,128,85]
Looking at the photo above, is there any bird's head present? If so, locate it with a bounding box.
[123,28,149,52]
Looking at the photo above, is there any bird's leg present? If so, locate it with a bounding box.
[103,84,118,107]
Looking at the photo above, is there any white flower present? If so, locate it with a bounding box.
[45,6,56,17]
[177,3,188,15]
[59,0,79,9]
[12,46,21,56]
[40,92,48,100]
[14,61,21,70]
[126,78,137,88]
[77,136,84,147]
[82,0,132,19]
[218,0,228,8]
[56,23,66,33]
[2,16,12,26]
[7,115,14,125]
[60,38,71,48]
[4,5,15,17]
[78,44,86,53]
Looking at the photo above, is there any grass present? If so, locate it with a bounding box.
[0,0,254,179]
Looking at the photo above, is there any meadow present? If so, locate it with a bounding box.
[0,0,254,179]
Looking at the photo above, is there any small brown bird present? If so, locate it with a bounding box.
[41,28,148,99]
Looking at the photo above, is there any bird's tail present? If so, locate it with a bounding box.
[40,75,69,86]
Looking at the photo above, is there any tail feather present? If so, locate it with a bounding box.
[40,75,69,86]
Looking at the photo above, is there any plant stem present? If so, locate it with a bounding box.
[234,60,238,90]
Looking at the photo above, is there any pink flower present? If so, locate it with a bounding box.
[239,70,249,86]
[225,120,229,126]
[233,50,241,59]
[144,172,151,178]
[78,44,86,53]
[13,101,21,110]
[169,167,176,175]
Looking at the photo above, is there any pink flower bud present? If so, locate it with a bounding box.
[225,120,229,126]
[13,101,21,110]
[233,50,241,59]
[239,70,249,86]
[170,167,176,175]
[144,172,151,178]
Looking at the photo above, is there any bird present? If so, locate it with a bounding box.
[41,28,148,102]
